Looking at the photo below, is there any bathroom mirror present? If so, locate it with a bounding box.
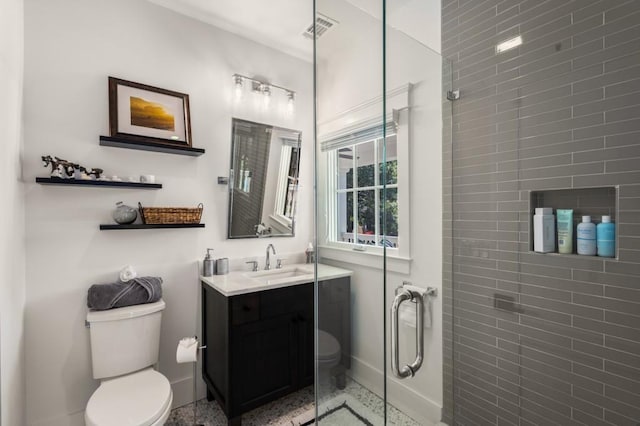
[228,118,301,239]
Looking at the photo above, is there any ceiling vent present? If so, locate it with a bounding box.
[303,14,338,40]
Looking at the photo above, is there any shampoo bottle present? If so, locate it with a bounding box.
[556,209,574,254]
[577,216,596,256]
[597,216,616,258]
[533,208,555,253]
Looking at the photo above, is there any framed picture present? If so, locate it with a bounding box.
[108,77,192,147]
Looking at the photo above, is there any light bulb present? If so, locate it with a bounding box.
[287,91,295,114]
[261,84,271,107]
[233,75,243,99]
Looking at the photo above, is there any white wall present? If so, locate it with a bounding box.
[342,0,441,54]
[23,1,313,424]
[0,0,26,424]
[316,1,443,424]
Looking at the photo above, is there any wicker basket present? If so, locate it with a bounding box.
[138,202,203,224]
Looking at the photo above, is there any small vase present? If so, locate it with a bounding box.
[113,201,137,225]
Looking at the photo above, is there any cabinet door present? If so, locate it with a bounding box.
[229,314,298,414]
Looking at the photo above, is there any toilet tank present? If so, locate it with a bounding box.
[86,300,165,379]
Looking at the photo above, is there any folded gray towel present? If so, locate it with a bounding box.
[87,276,163,311]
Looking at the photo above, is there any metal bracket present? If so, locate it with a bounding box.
[401,280,438,298]
[447,89,460,101]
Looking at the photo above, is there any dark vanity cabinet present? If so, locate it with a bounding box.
[201,277,350,426]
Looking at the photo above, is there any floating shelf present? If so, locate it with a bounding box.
[36,177,162,189]
[100,136,205,157]
[100,223,205,230]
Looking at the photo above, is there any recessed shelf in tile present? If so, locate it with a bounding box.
[529,186,618,258]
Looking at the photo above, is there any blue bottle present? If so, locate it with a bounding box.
[597,216,616,258]
[577,216,596,256]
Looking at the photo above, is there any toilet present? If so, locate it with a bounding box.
[317,330,343,387]
[85,300,173,426]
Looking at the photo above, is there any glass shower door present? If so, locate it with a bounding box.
[314,0,388,423]
[314,0,452,424]
[381,4,453,425]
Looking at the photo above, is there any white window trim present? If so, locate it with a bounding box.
[273,143,295,228]
[318,84,412,265]
[318,244,412,274]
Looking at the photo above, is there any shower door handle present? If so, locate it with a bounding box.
[391,289,425,379]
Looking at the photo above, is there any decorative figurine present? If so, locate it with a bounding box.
[41,155,65,178]
[55,157,76,178]
[41,155,105,180]
[86,167,104,180]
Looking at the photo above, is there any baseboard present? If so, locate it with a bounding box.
[29,409,85,426]
[348,355,442,426]
[171,374,207,409]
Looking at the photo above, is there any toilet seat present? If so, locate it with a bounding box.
[318,330,341,362]
[85,368,172,426]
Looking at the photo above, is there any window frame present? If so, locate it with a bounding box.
[332,135,399,250]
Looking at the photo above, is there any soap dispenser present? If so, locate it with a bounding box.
[203,248,215,276]
[305,242,315,264]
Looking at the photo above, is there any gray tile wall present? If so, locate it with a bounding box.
[441,1,640,425]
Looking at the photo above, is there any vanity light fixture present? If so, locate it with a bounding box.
[231,73,295,107]
[496,35,522,54]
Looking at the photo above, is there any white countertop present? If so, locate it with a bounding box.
[200,263,353,296]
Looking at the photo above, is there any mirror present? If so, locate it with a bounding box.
[228,118,301,239]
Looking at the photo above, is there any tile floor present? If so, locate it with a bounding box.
[166,377,420,426]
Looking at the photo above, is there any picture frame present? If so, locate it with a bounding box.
[108,77,192,147]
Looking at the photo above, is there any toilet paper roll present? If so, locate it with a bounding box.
[176,337,199,364]
[119,265,137,282]
[399,296,432,329]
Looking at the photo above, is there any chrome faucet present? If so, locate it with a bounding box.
[265,244,276,270]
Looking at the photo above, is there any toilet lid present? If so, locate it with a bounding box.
[318,330,341,361]
[85,368,172,426]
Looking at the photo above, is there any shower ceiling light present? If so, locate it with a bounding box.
[496,35,522,53]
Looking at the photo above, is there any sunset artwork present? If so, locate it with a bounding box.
[129,96,175,131]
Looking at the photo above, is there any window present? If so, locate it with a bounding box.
[318,84,411,264]
[327,130,399,250]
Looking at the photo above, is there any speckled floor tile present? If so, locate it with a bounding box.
[166,377,419,426]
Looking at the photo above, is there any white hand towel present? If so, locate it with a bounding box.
[119,265,137,282]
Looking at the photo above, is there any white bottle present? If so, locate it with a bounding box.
[577,216,596,256]
[533,208,555,253]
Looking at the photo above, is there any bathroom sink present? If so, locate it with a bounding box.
[246,267,314,285]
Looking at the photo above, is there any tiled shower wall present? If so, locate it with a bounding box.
[441,1,640,425]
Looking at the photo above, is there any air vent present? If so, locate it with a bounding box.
[303,14,338,40]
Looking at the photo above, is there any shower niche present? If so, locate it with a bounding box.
[529,186,618,258]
